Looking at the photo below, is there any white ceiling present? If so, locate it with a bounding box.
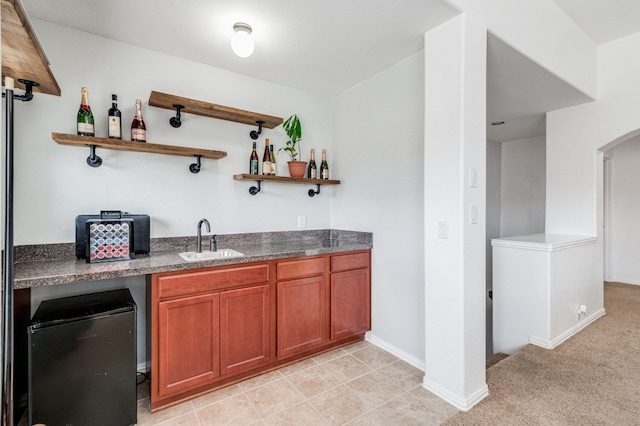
[554,0,640,45]
[21,0,640,143]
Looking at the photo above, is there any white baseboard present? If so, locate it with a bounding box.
[365,331,425,371]
[366,332,489,410]
[611,278,640,286]
[529,308,606,349]
[422,376,489,411]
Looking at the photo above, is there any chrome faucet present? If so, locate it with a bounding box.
[196,218,211,253]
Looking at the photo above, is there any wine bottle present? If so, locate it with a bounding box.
[320,149,329,179]
[308,149,317,179]
[108,94,122,139]
[77,87,94,136]
[269,144,276,176]
[131,99,146,142]
[249,141,259,174]
[262,138,272,175]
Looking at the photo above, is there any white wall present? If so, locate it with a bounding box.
[14,19,334,245]
[423,14,487,410]
[500,136,545,237]
[331,52,426,366]
[446,0,597,99]
[544,34,640,328]
[607,136,640,285]
[485,140,501,357]
[547,33,640,236]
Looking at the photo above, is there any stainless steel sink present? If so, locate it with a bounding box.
[179,249,245,262]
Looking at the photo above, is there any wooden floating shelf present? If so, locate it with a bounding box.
[149,91,283,129]
[1,0,61,96]
[234,174,340,185]
[234,174,340,197]
[52,132,227,160]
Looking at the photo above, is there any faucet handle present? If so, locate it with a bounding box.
[210,235,217,252]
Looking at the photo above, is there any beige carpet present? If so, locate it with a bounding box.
[444,282,640,425]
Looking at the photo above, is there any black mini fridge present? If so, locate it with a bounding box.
[28,289,137,426]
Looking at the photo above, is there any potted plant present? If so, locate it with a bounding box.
[278,114,306,178]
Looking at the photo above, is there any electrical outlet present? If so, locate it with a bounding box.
[297,216,306,228]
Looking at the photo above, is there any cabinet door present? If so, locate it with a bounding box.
[158,293,219,397]
[277,276,326,358]
[330,268,371,340]
[220,285,270,375]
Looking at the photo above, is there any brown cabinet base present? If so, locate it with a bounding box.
[150,250,370,412]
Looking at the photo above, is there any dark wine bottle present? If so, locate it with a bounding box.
[320,149,329,179]
[131,99,146,142]
[250,141,259,174]
[262,138,272,175]
[108,94,122,139]
[269,144,276,175]
[308,149,317,179]
[77,87,94,136]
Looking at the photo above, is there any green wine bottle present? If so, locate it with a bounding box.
[77,87,94,136]
[308,149,317,179]
[320,149,329,179]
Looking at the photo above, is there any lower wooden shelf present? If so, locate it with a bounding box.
[233,174,340,197]
[52,132,227,173]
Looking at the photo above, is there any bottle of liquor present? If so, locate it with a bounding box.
[131,99,146,142]
[249,141,259,174]
[308,149,317,179]
[262,138,272,175]
[108,94,122,139]
[77,87,94,136]
[320,149,329,179]
[269,144,276,175]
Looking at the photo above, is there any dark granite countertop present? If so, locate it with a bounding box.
[14,229,372,289]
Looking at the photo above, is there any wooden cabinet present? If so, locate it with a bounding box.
[277,275,327,358]
[330,251,371,340]
[157,293,220,397]
[151,250,371,411]
[152,263,270,405]
[276,257,328,358]
[220,285,270,375]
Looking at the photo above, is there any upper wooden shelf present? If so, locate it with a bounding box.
[149,91,283,128]
[52,133,227,160]
[234,174,340,185]
[1,0,60,96]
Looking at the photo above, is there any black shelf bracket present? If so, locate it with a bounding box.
[189,155,202,174]
[170,104,185,128]
[308,184,321,197]
[250,120,265,140]
[86,145,103,167]
[2,79,39,102]
[249,180,262,195]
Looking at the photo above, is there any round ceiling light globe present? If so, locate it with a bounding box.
[231,28,254,58]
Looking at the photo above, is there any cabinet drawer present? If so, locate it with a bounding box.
[277,257,326,280]
[331,251,369,272]
[158,264,269,299]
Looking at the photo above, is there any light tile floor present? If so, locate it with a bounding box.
[136,341,459,425]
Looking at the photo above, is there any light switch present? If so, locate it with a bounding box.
[469,167,478,188]
[470,204,478,224]
[438,221,448,239]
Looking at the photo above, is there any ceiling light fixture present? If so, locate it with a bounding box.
[231,22,254,58]
[491,121,505,125]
